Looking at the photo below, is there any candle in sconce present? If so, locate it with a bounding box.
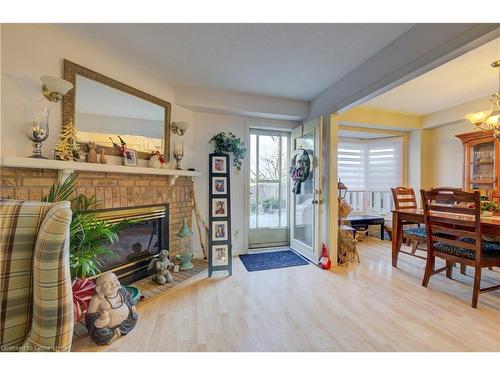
[174,141,184,156]
[24,103,50,158]
[173,141,184,170]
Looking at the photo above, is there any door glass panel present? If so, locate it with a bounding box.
[293,131,314,248]
[469,141,495,194]
[258,135,281,181]
[257,183,279,227]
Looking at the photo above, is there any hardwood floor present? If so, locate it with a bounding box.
[72,238,500,352]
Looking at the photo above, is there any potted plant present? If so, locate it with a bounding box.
[43,175,130,321]
[209,132,247,171]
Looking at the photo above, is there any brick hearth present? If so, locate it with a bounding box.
[0,167,194,256]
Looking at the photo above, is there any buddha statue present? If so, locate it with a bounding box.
[85,272,138,345]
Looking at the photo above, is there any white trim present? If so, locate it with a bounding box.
[1,156,201,185]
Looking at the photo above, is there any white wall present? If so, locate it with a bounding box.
[1,24,180,158]
[1,24,299,258]
[408,129,422,194]
[189,112,298,256]
[427,120,476,188]
[420,96,487,189]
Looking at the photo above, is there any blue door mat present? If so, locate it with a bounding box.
[239,250,309,272]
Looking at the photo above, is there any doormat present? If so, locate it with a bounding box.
[239,250,309,272]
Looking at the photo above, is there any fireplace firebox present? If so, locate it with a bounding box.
[92,204,169,284]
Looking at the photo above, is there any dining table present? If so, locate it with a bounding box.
[391,208,500,267]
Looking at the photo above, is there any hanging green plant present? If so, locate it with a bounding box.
[209,132,247,171]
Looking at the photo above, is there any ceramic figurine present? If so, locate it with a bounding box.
[147,249,173,285]
[86,142,98,163]
[85,272,138,345]
[99,148,107,164]
[149,150,167,169]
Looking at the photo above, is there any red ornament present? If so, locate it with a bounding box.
[319,243,331,270]
[72,278,96,322]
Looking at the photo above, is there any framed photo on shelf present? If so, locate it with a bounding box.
[212,176,227,195]
[212,221,228,241]
[212,244,229,266]
[212,198,228,217]
[212,156,227,174]
[123,149,138,166]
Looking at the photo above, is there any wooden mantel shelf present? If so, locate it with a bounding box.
[1,156,201,185]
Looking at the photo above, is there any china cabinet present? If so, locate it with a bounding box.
[456,130,500,195]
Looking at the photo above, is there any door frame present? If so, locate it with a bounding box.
[243,121,294,254]
[290,116,323,263]
[247,128,291,249]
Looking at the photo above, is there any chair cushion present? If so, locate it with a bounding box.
[434,239,500,262]
[403,227,426,239]
[459,237,500,251]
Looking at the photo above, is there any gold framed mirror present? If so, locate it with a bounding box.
[62,59,171,161]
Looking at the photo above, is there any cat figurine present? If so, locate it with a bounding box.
[87,142,98,163]
[99,148,108,164]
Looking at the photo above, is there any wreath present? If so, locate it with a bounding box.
[289,148,311,194]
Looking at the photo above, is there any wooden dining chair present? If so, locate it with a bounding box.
[420,188,500,308]
[489,190,500,203]
[391,187,427,259]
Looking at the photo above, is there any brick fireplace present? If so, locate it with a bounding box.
[0,167,194,261]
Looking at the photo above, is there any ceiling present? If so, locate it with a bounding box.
[59,23,414,101]
[361,37,500,116]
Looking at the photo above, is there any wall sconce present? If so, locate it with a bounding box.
[40,76,73,102]
[171,121,189,136]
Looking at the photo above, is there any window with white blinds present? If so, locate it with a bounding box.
[338,137,404,214]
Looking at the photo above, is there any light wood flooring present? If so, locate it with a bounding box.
[72,238,500,352]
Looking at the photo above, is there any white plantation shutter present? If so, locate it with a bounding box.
[366,138,403,191]
[338,142,365,191]
[338,138,403,192]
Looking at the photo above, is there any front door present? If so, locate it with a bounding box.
[290,117,323,263]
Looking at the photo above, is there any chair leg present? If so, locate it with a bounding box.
[410,241,419,255]
[446,260,453,279]
[471,267,482,309]
[460,264,467,275]
[422,255,434,287]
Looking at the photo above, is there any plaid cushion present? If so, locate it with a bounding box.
[0,199,73,351]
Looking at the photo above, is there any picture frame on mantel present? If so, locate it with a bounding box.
[208,152,232,276]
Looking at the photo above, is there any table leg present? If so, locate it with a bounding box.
[391,211,402,267]
[380,223,384,240]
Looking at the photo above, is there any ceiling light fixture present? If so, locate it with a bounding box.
[466,60,500,138]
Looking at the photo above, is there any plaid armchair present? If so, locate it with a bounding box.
[0,199,74,351]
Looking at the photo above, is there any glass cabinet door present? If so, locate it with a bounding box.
[469,140,495,194]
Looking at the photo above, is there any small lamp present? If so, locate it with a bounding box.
[171,122,189,136]
[40,76,73,102]
[338,179,348,199]
[176,217,194,271]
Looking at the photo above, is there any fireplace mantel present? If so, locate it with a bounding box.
[1,156,201,185]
